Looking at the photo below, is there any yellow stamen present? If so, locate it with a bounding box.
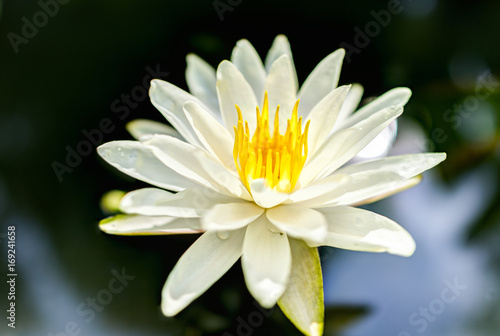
[233,92,310,193]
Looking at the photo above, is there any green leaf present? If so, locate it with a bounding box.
[278,239,324,336]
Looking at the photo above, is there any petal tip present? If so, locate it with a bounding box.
[235,38,250,46]
[275,34,288,41]
[150,78,162,88]
[252,278,285,308]
[394,87,413,101]
[161,282,196,317]
[96,141,115,159]
[384,230,416,257]
[391,243,416,258]
[308,322,324,336]
[161,298,181,317]
[217,59,233,70]
[186,53,198,62]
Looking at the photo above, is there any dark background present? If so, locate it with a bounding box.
[1,0,500,335]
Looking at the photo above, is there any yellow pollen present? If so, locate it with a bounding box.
[233,92,310,193]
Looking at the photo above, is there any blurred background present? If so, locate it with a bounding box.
[1,0,500,335]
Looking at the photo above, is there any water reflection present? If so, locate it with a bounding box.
[9,212,169,336]
[323,164,498,335]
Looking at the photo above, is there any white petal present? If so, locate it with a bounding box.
[99,214,201,235]
[287,174,352,207]
[298,128,354,186]
[264,35,298,89]
[340,87,411,129]
[305,172,408,208]
[278,239,324,336]
[126,119,182,141]
[349,175,422,206]
[250,179,289,208]
[325,153,447,206]
[231,39,266,98]
[306,85,350,154]
[292,153,445,208]
[119,187,236,217]
[185,54,219,115]
[149,79,206,146]
[335,83,364,128]
[298,49,345,116]
[97,141,198,191]
[336,152,447,177]
[162,229,245,316]
[242,216,291,308]
[300,106,403,186]
[266,205,327,241]
[142,134,251,200]
[183,101,235,170]
[202,202,264,231]
[308,206,416,257]
[216,60,258,133]
[263,55,298,131]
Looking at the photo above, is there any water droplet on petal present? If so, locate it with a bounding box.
[217,230,230,240]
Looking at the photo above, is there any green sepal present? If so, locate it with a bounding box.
[278,239,324,336]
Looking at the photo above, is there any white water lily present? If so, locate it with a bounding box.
[98,35,445,336]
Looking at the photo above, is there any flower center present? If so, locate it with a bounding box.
[233,92,310,193]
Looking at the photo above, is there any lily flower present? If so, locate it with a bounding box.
[98,35,446,336]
